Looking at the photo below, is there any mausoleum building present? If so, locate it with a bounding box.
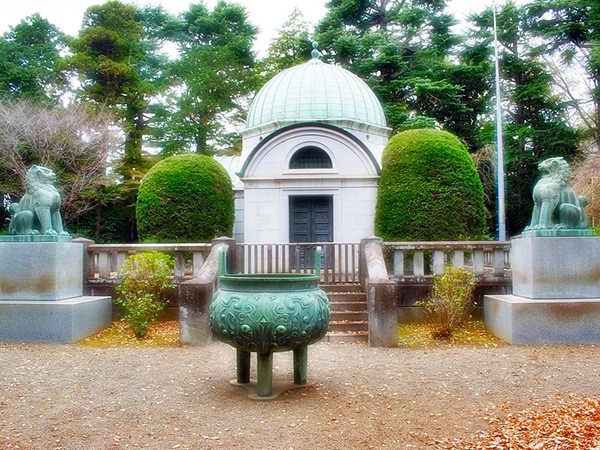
[217,53,391,243]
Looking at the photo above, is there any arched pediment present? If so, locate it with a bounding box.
[239,123,380,179]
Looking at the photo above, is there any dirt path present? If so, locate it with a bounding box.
[1,341,599,449]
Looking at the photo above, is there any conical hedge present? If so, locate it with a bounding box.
[375,129,487,241]
[136,154,233,242]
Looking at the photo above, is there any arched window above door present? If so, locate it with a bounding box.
[289,146,333,169]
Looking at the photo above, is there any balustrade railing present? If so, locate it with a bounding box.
[85,243,212,280]
[83,240,510,284]
[383,241,511,281]
[236,242,360,284]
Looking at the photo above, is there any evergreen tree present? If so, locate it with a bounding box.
[528,0,600,150]
[0,14,67,104]
[69,1,170,241]
[469,2,580,235]
[263,8,313,77]
[152,2,258,155]
[314,0,488,150]
[69,1,166,180]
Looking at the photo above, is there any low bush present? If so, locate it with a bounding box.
[115,252,174,338]
[416,266,475,339]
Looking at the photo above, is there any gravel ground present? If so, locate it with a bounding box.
[1,341,599,449]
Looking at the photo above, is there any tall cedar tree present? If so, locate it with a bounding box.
[262,8,313,77]
[152,2,258,155]
[528,0,600,151]
[469,2,580,236]
[69,1,165,181]
[0,14,67,104]
[69,1,169,241]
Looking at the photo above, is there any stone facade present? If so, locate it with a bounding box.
[216,57,390,244]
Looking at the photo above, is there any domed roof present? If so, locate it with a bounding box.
[245,58,387,131]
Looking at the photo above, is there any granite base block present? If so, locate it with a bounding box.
[511,236,600,299]
[0,242,83,300]
[0,296,111,343]
[484,294,600,344]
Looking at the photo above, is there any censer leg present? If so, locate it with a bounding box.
[236,349,250,384]
[293,346,307,385]
[256,352,273,397]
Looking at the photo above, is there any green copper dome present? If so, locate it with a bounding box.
[246,59,387,131]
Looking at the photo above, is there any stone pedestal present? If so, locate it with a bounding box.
[0,297,112,343]
[485,295,600,344]
[511,237,600,299]
[0,242,83,300]
[0,241,111,343]
[485,236,600,344]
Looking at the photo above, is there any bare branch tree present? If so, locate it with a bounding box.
[572,146,600,227]
[0,100,119,223]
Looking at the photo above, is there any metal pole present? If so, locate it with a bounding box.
[493,0,507,241]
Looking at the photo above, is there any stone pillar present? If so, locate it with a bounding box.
[73,237,94,288]
[179,279,214,345]
[179,239,235,345]
[361,237,398,348]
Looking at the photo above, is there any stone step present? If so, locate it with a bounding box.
[327,292,366,303]
[320,284,363,293]
[328,320,369,332]
[330,311,368,321]
[330,301,368,312]
[324,331,368,343]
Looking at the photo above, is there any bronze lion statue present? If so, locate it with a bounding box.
[525,157,588,231]
[8,165,69,236]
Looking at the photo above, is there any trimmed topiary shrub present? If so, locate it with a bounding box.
[136,154,233,242]
[375,129,486,240]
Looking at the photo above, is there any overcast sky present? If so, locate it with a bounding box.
[0,0,491,56]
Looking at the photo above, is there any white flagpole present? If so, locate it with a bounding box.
[493,0,507,241]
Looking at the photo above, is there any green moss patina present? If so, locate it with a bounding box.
[3,165,71,242]
[523,157,594,237]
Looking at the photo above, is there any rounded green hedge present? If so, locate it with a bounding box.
[136,154,234,242]
[375,129,486,241]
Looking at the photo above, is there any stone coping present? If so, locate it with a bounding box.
[0,235,72,242]
[520,229,595,238]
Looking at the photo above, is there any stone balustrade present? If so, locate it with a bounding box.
[77,240,212,280]
[383,241,511,281]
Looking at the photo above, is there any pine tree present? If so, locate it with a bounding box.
[528,0,600,151]
[0,14,67,104]
[69,1,166,180]
[469,2,580,235]
[151,2,258,155]
[314,0,487,150]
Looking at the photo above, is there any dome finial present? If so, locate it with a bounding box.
[311,41,319,59]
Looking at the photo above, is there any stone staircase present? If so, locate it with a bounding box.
[321,283,368,343]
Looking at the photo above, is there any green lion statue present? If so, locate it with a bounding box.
[524,157,589,233]
[8,165,70,236]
